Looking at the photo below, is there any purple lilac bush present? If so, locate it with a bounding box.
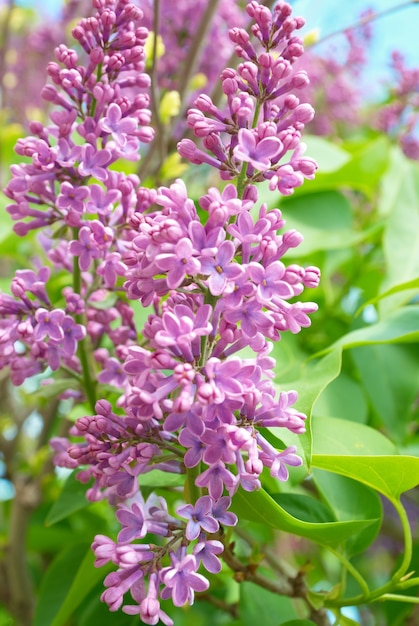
[1,0,320,622]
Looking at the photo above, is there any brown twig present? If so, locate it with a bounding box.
[308,0,419,49]
[220,534,332,626]
[0,0,15,110]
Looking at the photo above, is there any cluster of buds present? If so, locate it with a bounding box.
[178,2,317,195]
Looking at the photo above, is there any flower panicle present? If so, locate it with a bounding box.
[178,1,317,196]
[2,1,320,622]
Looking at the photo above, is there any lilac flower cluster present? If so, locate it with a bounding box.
[297,19,372,137]
[178,1,317,195]
[375,51,419,160]
[52,174,318,619]
[2,1,319,622]
[1,0,152,384]
[0,0,87,126]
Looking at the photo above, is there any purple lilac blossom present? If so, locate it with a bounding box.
[178,1,317,194]
[1,0,152,384]
[2,0,320,620]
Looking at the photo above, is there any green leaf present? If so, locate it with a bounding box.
[351,344,419,442]
[313,372,368,424]
[239,582,298,626]
[232,487,377,547]
[356,277,419,314]
[312,470,383,555]
[79,589,138,626]
[311,455,419,501]
[271,493,335,523]
[306,136,391,198]
[50,549,111,626]
[34,543,112,626]
[280,621,317,626]
[139,469,185,487]
[27,525,78,552]
[274,348,343,467]
[45,472,90,526]
[278,190,359,257]
[304,135,351,172]
[0,193,15,245]
[381,158,419,314]
[319,306,419,354]
[312,416,397,457]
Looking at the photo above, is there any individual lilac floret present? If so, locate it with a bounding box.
[161,554,209,607]
[177,495,219,540]
[234,128,282,171]
[116,501,147,543]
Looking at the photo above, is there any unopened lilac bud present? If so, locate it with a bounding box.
[90,47,104,65]
[95,399,113,416]
[47,62,61,84]
[135,27,149,43]
[291,71,310,89]
[303,266,321,288]
[283,94,299,110]
[135,73,151,88]
[243,184,258,203]
[120,5,143,21]
[283,229,304,249]
[108,53,124,72]
[296,156,317,177]
[222,76,238,95]
[101,8,116,29]
[284,40,304,60]
[55,44,78,68]
[17,320,34,340]
[116,31,136,49]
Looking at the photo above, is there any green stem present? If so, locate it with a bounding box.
[396,577,419,590]
[236,162,249,199]
[185,464,202,504]
[328,548,370,597]
[379,594,419,604]
[72,244,97,413]
[391,498,413,582]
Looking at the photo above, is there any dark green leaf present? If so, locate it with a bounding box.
[139,469,185,487]
[239,582,298,626]
[34,542,112,626]
[320,306,419,355]
[351,344,419,442]
[280,621,317,626]
[33,543,89,626]
[312,470,383,555]
[279,191,359,258]
[232,487,377,547]
[304,135,351,172]
[271,493,335,524]
[274,348,343,467]
[380,158,419,314]
[305,136,391,198]
[45,472,90,526]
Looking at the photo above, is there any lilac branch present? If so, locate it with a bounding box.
[309,0,419,48]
